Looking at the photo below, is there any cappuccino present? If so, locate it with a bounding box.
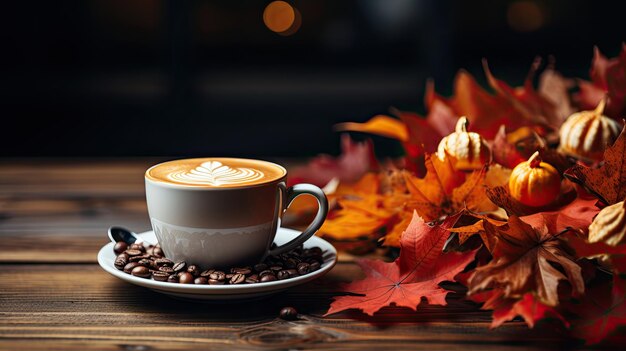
[146,158,286,188]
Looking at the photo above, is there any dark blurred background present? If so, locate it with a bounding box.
[1,0,624,158]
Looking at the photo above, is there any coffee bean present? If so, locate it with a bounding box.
[208,279,225,285]
[152,247,164,257]
[187,264,200,277]
[286,269,298,278]
[279,306,298,320]
[114,253,129,270]
[179,272,194,284]
[260,274,277,282]
[158,266,175,274]
[297,262,310,275]
[172,261,187,272]
[277,270,290,280]
[167,274,179,283]
[259,269,273,277]
[200,269,215,277]
[129,243,145,252]
[138,258,152,267]
[113,242,128,255]
[131,266,150,278]
[125,249,143,257]
[253,263,268,272]
[307,247,322,256]
[309,261,321,271]
[209,271,225,281]
[245,274,259,284]
[194,277,208,285]
[152,271,170,282]
[284,258,298,269]
[129,254,151,262]
[270,265,283,272]
[231,267,252,275]
[154,258,173,267]
[123,262,140,274]
[225,273,234,279]
[229,273,245,284]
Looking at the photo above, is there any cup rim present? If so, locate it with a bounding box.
[145,157,288,191]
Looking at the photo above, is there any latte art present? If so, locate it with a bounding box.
[146,158,287,188]
[168,161,264,186]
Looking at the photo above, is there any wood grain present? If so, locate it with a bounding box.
[0,264,588,350]
[0,160,623,349]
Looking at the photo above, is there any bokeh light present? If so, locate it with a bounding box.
[263,1,300,36]
[507,0,546,32]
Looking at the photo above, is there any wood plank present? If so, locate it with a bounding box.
[0,264,596,350]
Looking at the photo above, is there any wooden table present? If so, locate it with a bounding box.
[0,160,615,350]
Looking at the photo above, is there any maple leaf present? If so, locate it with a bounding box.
[565,233,626,274]
[569,276,626,345]
[483,59,562,129]
[381,155,502,246]
[334,102,456,171]
[486,182,578,217]
[426,62,560,139]
[470,290,568,329]
[491,125,543,169]
[577,45,626,119]
[564,124,626,206]
[320,153,504,246]
[325,212,475,316]
[288,134,374,188]
[537,62,576,123]
[468,216,584,306]
[317,173,395,241]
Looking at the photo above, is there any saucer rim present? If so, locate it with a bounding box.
[97,227,337,295]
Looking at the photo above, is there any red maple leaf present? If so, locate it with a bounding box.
[577,45,626,119]
[469,289,568,329]
[288,134,376,187]
[325,212,476,316]
[569,276,626,345]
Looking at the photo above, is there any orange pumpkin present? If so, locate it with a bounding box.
[508,151,561,207]
[437,116,491,170]
[559,98,622,162]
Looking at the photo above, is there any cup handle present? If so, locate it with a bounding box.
[267,183,328,257]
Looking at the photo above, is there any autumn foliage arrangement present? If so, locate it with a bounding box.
[291,45,626,345]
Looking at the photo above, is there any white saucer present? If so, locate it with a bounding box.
[97,227,337,300]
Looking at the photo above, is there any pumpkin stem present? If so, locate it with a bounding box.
[528,151,542,168]
[456,116,469,133]
[594,97,607,116]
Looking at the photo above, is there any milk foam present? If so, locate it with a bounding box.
[146,158,286,188]
[167,161,264,186]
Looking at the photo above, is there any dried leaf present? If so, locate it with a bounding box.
[325,212,475,316]
[468,216,584,306]
[564,125,626,205]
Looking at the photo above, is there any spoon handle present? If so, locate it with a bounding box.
[107,226,139,244]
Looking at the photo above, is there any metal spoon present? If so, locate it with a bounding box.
[107,226,147,245]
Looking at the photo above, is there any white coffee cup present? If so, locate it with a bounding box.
[145,158,328,269]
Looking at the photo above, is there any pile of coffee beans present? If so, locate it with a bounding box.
[112,241,325,285]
